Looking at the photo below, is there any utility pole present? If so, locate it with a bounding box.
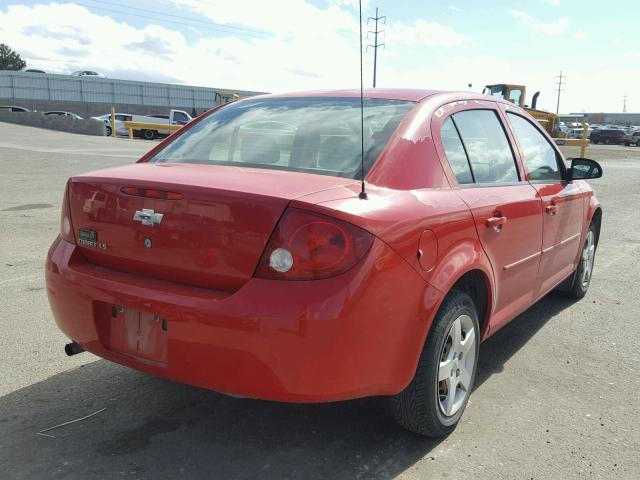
[623,93,627,112]
[554,71,565,115]
[367,7,385,88]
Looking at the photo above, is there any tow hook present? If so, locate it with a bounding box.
[64,342,84,356]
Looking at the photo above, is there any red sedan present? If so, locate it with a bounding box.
[46,89,602,437]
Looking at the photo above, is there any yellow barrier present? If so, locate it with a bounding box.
[123,121,183,140]
[554,123,590,157]
[110,107,116,138]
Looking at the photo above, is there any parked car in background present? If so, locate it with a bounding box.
[590,128,626,145]
[624,131,640,146]
[0,105,31,112]
[129,110,192,139]
[44,111,84,120]
[569,127,591,139]
[47,89,603,437]
[91,113,132,136]
[71,70,105,78]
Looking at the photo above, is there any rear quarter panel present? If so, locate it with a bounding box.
[292,186,496,339]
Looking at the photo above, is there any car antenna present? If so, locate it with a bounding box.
[358,0,368,200]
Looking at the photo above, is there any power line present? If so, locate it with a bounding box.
[367,7,385,88]
[554,71,565,115]
[76,0,270,39]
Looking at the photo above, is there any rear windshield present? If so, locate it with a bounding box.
[150,97,415,179]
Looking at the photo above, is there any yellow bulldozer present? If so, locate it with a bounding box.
[483,84,561,137]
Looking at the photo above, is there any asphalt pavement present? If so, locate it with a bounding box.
[0,122,639,479]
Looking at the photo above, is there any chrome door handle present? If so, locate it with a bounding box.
[545,205,559,216]
[486,216,507,232]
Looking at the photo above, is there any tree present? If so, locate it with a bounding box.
[0,44,26,71]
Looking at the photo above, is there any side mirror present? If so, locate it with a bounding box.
[568,158,603,181]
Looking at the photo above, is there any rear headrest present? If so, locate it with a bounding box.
[241,135,280,164]
[318,136,358,171]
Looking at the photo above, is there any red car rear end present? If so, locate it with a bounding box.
[46,90,602,436]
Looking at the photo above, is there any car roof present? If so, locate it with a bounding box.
[248,88,443,102]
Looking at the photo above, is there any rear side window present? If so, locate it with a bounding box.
[449,110,519,184]
[507,113,561,181]
[441,117,473,184]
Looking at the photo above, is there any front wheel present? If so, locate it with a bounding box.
[390,290,480,437]
[561,224,597,299]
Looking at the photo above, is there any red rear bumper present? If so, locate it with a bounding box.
[46,237,442,402]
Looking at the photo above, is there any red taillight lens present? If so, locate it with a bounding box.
[60,181,75,244]
[255,209,374,280]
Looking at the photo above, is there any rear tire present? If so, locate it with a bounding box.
[558,223,597,299]
[142,129,157,140]
[390,290,480,437]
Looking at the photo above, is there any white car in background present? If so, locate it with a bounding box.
[44,111,84,120]
[91,110,192,138]
[569,128,589,139]
[91,113,132,136]
[72,71,105,78]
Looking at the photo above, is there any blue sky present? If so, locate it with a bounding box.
[1,0,638,112]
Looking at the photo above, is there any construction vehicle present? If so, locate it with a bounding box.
[483,84,561,137]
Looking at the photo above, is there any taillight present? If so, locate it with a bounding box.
[255,209,373,280]
[60,181,75,244]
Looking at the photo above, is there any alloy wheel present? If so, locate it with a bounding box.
[437,314,477,417]
[581,230,596,288]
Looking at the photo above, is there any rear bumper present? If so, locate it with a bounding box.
[46,237,442,402]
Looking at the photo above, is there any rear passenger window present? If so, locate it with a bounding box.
[451,110,519,184]
[507,113,561,181]
[441,117,474,184]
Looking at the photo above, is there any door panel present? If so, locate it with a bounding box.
[457,185,542,330]
[531,182,583,294]
[432,102,544,333]
[501,111,585,296]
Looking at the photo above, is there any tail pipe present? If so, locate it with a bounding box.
[65,342,84,356]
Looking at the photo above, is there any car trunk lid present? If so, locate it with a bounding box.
[68,163,356,291]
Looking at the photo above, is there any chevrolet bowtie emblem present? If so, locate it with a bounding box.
[133,209,163,226]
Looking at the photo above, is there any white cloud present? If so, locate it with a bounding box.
[378,54,514,92]
[531,17,568,35]
[0,2,470,93]
[541,0,560,6]
[510,10,534,22]
[574,31,590,41]
[509,10,569,36]
[388,19,470,48]
[0,2,363,91]
[1,2,636,112]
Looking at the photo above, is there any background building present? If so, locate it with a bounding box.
[0,71,264,117]
[560,112,640,126]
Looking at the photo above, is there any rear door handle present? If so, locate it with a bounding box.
[545,204,559,216]
[486,215,507,232]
